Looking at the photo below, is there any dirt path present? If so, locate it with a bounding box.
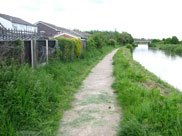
[58,49,120,136]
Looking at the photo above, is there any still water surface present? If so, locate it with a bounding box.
[133,44,182,91]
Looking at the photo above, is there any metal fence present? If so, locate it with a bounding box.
[0,40,58,67]
[0,28,53,41]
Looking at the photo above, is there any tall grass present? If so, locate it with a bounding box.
[0,46,114,136]
[112,48,182,136]
[158,44,182,55]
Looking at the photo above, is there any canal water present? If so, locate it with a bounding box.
[133,44,182,91]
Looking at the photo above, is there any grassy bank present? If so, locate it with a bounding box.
[112,48,182,136]
[151,43,182,55]
[0,46,114,136]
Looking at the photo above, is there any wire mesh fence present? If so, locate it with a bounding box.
[0,40,58,67]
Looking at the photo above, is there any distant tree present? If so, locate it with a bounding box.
[164,38,172,44]
[171,36,179,44]
[152,39,161,43]
[91,32,108,48]
[118,32,134,45]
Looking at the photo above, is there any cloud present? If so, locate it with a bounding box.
[88,0,104,4]
[0,0,182,39]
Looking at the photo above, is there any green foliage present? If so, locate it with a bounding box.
[91,32,108,48]
[56,38,75,61]
[118,32,134,45]
[152,39,161,43]
[86,38,96,48]
[126,44,134,52]
[149,43,157,47]
[13,39,23,46]
[132,43,138,48]
[86,30,134,47]
[158,44,182,55]
[73,38,82,58]
[171,36,179,44]
[113,48,182,136]
[108,39,117,47]
[0,46,114,136]
[164,38,172,44]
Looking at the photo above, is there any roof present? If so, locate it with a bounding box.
[0,13,36,27]
[74,30,90,38]
[36,21,87,39]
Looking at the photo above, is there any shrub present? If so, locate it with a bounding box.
[152,39,161,43]
[171,36,179,44]
[73,38,82,58]
[132,43,138,48]
[91,32,108,48]
[56,38,75,61]
[109,39,116,47]
[164,38,172,44]
[149,43,157,47]
[174,45,182,54]
[87,38,96,48]
[126,44,134,52]
[118,32,134,45]
[13,39,23,46]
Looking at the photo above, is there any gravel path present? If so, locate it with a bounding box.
[58,49,120,136]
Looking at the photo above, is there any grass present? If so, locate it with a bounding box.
[0,46,115,136]
[112,48,182,136]
[154,43,182,55]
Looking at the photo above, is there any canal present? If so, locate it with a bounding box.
[133,44,182,91]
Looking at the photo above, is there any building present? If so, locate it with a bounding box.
[35,21,89,40]
[0,13,37,32]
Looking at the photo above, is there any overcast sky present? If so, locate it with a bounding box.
[1,0,182,39]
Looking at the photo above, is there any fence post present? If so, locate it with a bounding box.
[55,40,58,49]
[21,40,25,64]
[46,40,48,63]
[33,40,38,68]
[31,40,34,68]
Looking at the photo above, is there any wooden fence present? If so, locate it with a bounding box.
[0,28,53,41]
[0,40,58,68]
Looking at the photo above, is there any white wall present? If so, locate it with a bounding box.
[0,17,13,29]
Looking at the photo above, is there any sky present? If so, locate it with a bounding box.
[1,0,182,39]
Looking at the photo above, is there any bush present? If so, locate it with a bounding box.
[174,45,182,54]
[73,38,82,58]
[118,32,134,45]
[152,39,161,43]
[149,43,157,47]
[56,38,75,61]
[86,38,96,48]
[109,39,116,47]
[164,38,172,44]
[91,32,108,48]
[126,44,134,52]
[171,36,179,44]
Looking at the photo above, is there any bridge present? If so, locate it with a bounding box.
[134,39,152,44]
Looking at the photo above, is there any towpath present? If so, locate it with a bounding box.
[58,49,120,136]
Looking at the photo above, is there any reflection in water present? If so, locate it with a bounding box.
[133,44,182,91]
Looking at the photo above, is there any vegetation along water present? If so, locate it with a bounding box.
[112,47,182,135]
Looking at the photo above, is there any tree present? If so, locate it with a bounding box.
[164,38,172,44]
[171,36,179,44]
[118,32,134,45]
